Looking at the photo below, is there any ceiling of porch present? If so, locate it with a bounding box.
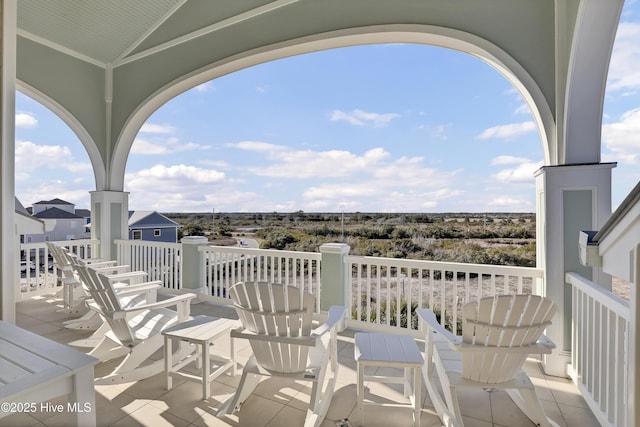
[17,0,299,67]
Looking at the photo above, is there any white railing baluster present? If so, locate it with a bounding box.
[565,272,629,427]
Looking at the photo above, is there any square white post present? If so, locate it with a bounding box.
[319,243,350,312]
[181,236,209,296]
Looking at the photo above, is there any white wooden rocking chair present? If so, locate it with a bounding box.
[217,282,346,427]
[47,241,128,317]
[52,243,160,335]
[418,294,559,427]
[74,265,196,384]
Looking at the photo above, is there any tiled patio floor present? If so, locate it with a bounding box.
[7,294,600,427]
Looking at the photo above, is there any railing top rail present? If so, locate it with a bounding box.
[21,238,98,248]
[345,254,543,277]
[199,244,322,260]
[565,272,630,317]
[114,239,181,249]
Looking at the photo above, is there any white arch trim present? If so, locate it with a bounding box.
[17,81,106,190]
[112,24,554,190]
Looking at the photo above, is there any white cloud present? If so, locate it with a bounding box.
[488,196,533,208]
[477,121,536,139]
[228,141,286,152]
[16,113,37,128]
[330,109,400,127]
[15,140,91,173]
[130,136,209,155]
[302,184,463,212]
[607,22,640,92]
[514,103,531,116]
[602,108,640,164]
[124,164,270,212]
[193,82,215,92]
[493,161,543,183]
[249,147,390,179]
[140,123,175,134]
[490,155,531,165]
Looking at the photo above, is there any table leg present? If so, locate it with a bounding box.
[165,335,172,391]
[413,365,421,427]
[230,332,236,377]
[71,366,96,427]
[203,342,210,400]
[357,362,364,426]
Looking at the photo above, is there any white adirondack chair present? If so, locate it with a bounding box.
[217,282,346,427]
[74,265,196,384]
[47,241,132,317]
[418,294,559,427]
[49,243,159,335]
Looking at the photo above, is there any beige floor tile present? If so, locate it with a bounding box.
[489,390,538,427]
[12,297,601,427]
[265,405,307,427]
[110,400,192,427]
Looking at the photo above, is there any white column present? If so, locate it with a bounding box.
[629,243,639,427]
[180,236,208,296]
[535,162,614,376]
[1,0,16,322]
[90,191,129,261]
[319,243,350,312]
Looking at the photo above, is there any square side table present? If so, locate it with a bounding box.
[354,332,423,427]
[163,315,239,400]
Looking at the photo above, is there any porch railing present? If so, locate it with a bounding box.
[345,255,543,336]
[565,272,629,427]
[115,239,182,290]
[18,239,98,300]
[198,245,322,310]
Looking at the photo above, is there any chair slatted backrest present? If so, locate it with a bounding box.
[46,242,75,281]
[230,282,315,374]
[75,265,134,344]
[461,294,557,384]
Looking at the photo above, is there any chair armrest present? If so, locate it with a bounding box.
[311,305,347,337]
[114,293,196,319]
[417,308,460,345]
[230,327,317,347]
[538,334,556,350]
[105,271,148,284]
[92,264,130,274]
[113,281,161,296]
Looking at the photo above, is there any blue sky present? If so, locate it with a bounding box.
[15,3,640,213]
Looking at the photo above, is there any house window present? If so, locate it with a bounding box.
[132,230,142,240]
[154,229,161,237]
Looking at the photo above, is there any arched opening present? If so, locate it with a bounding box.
[125,43,543,215]
[15,91,94,217]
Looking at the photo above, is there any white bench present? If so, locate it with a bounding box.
[0,321,99,426]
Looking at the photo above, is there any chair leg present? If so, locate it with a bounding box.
[94,335,194,385]
[217,356,261,417]
[63,310,102,331]
[305,344,338,427]
[88,335,129,362]
[506,389,559,427]
[422,360,461,427]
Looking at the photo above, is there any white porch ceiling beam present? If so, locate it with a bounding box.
[114,0,188,65]
[115,0,301,68]
[17,29,106,68]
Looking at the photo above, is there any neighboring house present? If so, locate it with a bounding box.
[128,211,181,243]
[15,198,45,237]
[23,198,90,243]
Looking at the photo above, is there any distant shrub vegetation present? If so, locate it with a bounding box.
[168,212,536,268]
[253,213,536,267]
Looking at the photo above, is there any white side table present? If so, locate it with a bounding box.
[163,315,239,400]
[354,332,424,427]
